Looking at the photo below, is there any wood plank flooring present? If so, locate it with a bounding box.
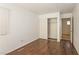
[7,39,78,55]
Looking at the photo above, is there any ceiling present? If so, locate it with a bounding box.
[16,3,76,14]
[0,3,76,14]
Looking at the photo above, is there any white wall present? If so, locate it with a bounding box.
[73,4,79,54]
[39,12,61,42]
[0,8,9,35]
[0,5,39,54]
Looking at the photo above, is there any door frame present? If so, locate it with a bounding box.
[47,18,58,41]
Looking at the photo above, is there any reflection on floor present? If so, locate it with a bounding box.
[7,39,78,55]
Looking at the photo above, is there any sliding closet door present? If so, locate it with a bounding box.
[48,18,57,39]
[0,8,9,35]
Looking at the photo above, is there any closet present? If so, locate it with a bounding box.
[48,18,57,39]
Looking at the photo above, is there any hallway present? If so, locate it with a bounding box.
[7,39,78,55]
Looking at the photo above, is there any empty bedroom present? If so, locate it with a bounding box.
[0,3,79,55]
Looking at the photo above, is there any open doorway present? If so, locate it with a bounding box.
[61,18,72,42]
[48,18,57,40]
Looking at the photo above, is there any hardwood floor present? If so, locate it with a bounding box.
[7,39,78,55]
